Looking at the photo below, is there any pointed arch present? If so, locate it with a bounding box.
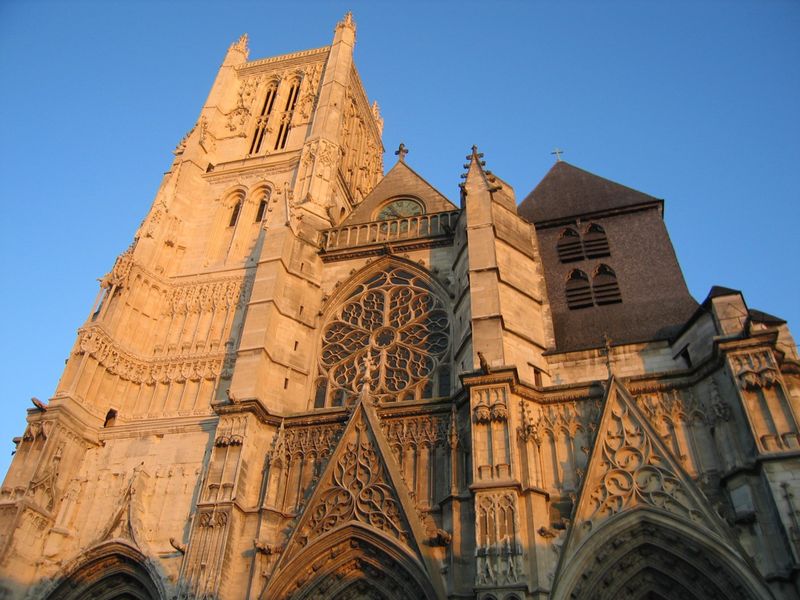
[551,508,772,600]
[556,227,583,262]
[565,268,592,309]
[263,523,439,600]
[42,541,165,600]
[583,222,610,257]
[315,257,452,407]
[592,263,621,305]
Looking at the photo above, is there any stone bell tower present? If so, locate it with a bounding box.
[0,14,392,599]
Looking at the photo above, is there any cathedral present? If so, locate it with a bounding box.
[3,13,800,600]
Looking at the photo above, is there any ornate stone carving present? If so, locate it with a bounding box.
[475,491,524,586]
[75,326,223,385]
[319,266,450,404]
[730,350,782,390]
[300,421,406,545]
[584,399,701,523]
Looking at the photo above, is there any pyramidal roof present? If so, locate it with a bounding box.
[518,161,661,224]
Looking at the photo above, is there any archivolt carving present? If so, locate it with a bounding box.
[319,267,450,404]
[299,423,406,546]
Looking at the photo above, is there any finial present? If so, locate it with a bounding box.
[551,148,564,162]
[337,11,356,31]
[231,33,249,58]
[395,142,409,162]
[466,145,484,161]
[371,101,384,135]
[602,333,613,377]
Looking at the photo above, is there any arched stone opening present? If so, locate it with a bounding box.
[43,541,164,600]
[264,524,439,600]
[552,509,772,600]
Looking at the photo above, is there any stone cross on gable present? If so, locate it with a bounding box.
[395,143,409,162]
[551,148,564,162]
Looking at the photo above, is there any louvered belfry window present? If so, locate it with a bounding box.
[557,228,584,262]
[565,269,593,309]
[592,264,622,305]
[583,223,610,258]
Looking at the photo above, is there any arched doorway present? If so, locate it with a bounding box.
[44,542,163,600]
[552,509,773,600]
[263,524,439,600]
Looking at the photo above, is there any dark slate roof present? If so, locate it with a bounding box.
[518,161,661,224]
[703,285,743,302]
[749,308,786,325]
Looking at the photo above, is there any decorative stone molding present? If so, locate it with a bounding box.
[75,325,224,385]
[474,491,524,587]
[729,350,782,390]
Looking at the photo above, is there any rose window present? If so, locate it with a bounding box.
[317,267,450,406]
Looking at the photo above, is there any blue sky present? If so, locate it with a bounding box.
[0,1,798,476]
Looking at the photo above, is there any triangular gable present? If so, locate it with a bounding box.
[275,397,442,588]
[556,378,734,566]
[97,464,148,548]
[343,160,457,226]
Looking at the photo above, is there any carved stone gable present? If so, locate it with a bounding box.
[559,378,732,559]
[279,401,426,565]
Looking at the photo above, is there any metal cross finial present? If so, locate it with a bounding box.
[395,143,409,162]
[551,148,564,162]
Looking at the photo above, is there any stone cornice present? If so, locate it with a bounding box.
[202,153,301,184]
[237,46,330,76]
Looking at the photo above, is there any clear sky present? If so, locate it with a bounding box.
[0,1,798,477]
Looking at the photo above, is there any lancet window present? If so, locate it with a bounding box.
[583,223,610,257]
[557,228,583,262]
[249,81,277,155]
[592,264,621,305]
[557,223,611,262]
[317,266,451,407]
[274,78,301,151]
[565,269,593,309]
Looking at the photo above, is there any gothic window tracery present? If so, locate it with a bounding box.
[592,264,621,305]
[317,266,450,406]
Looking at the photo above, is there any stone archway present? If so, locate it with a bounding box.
[43,541,164,600]
[263,524,440,600]
[551,509,773,600]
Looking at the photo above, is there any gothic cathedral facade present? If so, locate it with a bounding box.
[2,14,800,600]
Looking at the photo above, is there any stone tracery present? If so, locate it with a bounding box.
[319,266,450,405]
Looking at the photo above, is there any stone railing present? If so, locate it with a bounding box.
[321,210,460,251]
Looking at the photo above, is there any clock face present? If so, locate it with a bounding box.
[376,199,423,221]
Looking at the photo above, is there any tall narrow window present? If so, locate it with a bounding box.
[228,200,242,227]
[255,191,270,222]
[249,83,278,155]
[592,264,622,305]
[275,79,301,151]
[565,269,593,309]
[583,223,610,258]
[557,228,583,262]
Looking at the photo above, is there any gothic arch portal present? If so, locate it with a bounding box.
[263,523,439,600]
[551,508,772,600]
[42,541,165,600]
